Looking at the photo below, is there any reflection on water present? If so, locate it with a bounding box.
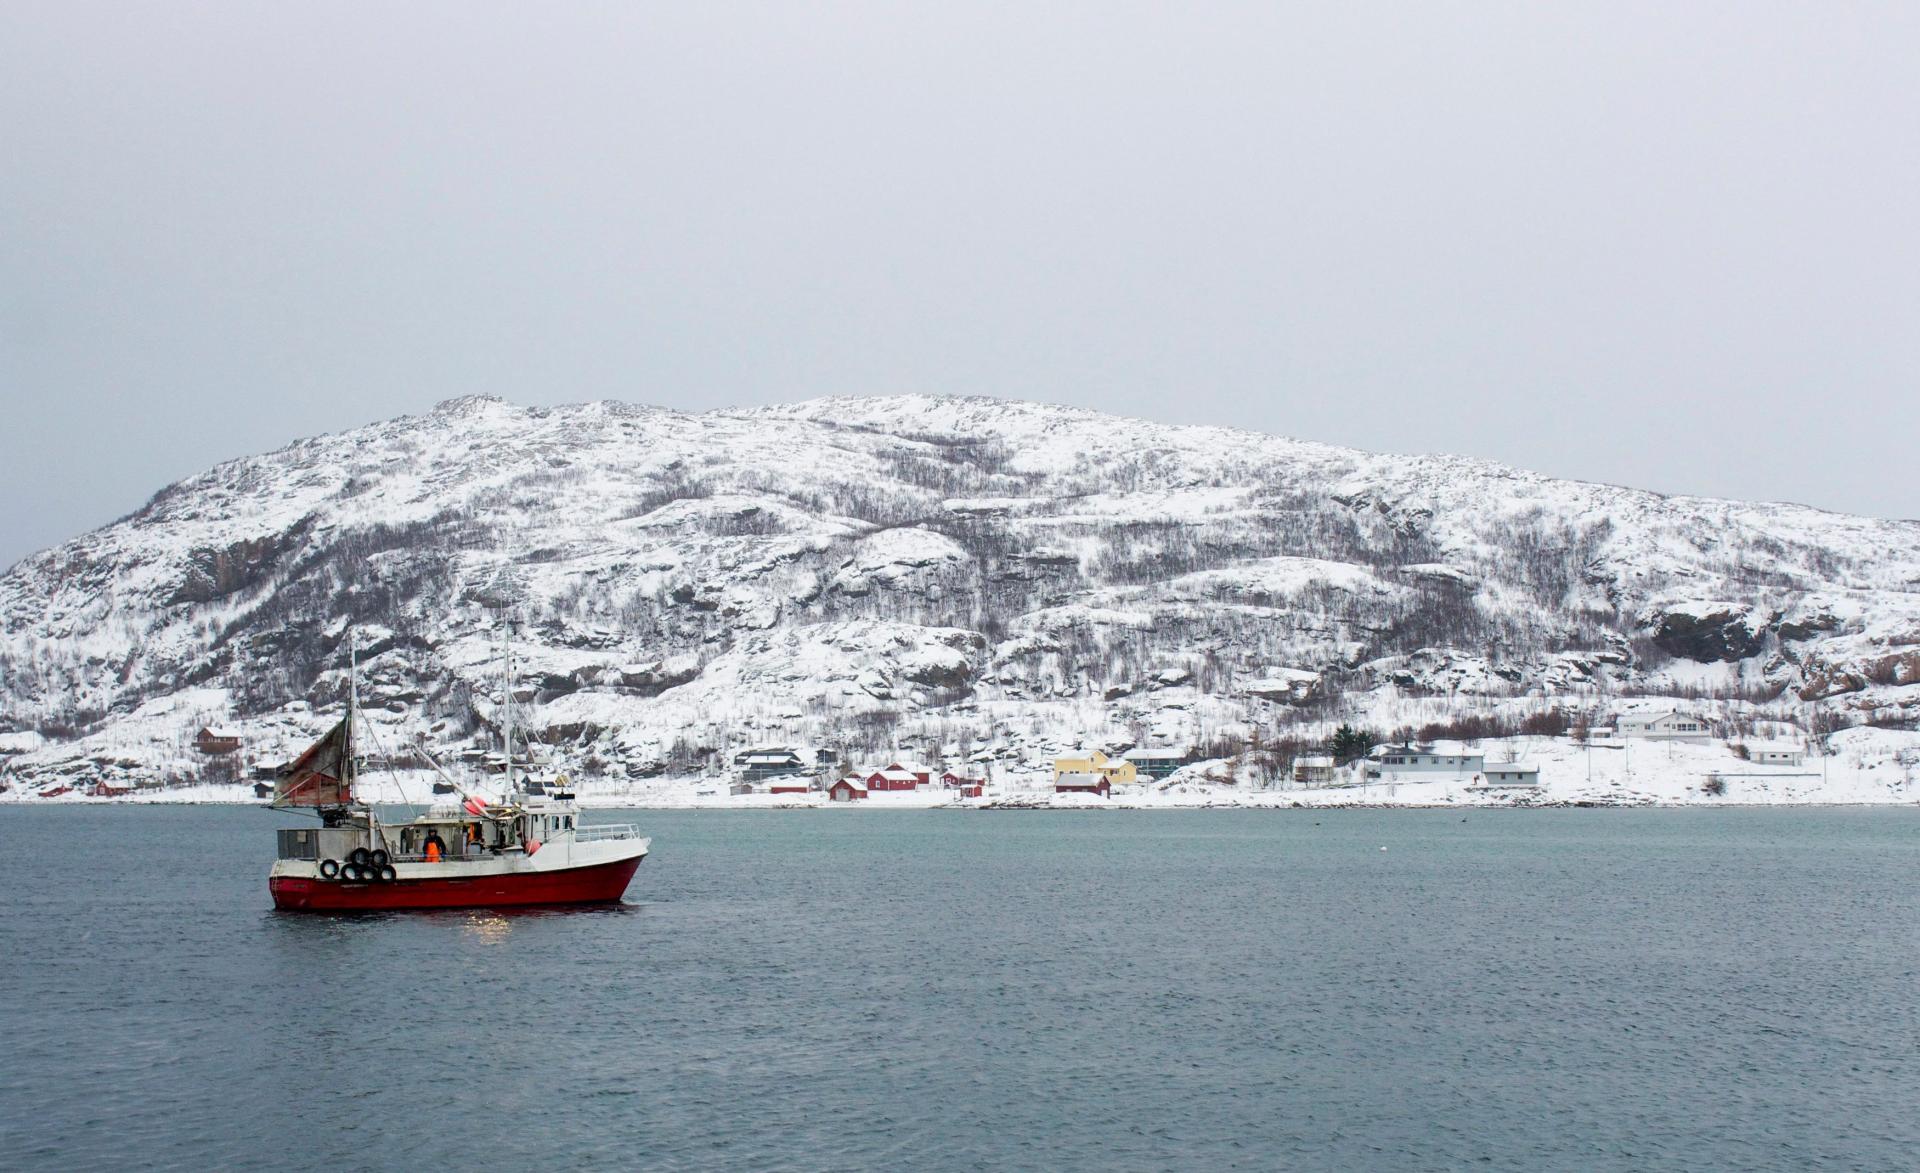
[462,912,511,943]
[262,899,645,959]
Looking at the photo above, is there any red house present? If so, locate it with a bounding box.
[864,763,928,792]
[768,780,812,795]
[1054,774,1110,797]
[941,772,985,798]
[828,778,869,802]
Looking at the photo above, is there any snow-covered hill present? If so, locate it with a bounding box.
[3,394,1917,793]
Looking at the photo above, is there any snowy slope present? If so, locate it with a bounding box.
[2,394,1917,793]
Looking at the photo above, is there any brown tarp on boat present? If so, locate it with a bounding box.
[272,719,354,807]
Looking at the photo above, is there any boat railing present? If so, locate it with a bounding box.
[392,848,504,863]
[575,823,640,842]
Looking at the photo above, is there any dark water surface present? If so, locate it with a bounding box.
[3,807,1917,1170]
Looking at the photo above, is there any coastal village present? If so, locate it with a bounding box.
[740,707,1823,805]
[9,698,1901,809]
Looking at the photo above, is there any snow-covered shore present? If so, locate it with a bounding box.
[9,727,1915,810]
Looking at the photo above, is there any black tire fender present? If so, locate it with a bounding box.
[348,846,372,868]
[318,858,340,880]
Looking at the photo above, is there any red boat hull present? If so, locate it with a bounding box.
[270,854,644,912]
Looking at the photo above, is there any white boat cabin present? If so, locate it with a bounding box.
[277,794,590,866]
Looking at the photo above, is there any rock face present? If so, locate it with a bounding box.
[168,533,298,605]
[1650,606,1769,663]
[1242,670,1323,705]
[2,393,1918,784]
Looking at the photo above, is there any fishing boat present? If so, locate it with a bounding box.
[266,634,649,912]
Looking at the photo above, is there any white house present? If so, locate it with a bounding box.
[1365,745,1485,780]
[1293,754,1337,786]
[1616,712,1711,742]
[1476,763,1541,788]
[1749,743,1806,767]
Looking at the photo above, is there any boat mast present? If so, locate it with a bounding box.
[347,631,359,793]
[503,616,515,798]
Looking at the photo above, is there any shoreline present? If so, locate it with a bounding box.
[6,790,1917,811]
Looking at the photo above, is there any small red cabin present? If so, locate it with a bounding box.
[1054,775,1110,797]
[941,772,985,798]
[829,778,869,802]
[768,780,812,795]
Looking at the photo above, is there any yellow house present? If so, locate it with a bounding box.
[1051,750,1138,785]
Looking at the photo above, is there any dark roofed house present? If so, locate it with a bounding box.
[736,748,809,782]
[1054,772,1110,797]
[196,727,242,755]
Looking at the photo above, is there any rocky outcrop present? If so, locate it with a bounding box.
[166,532,297,606]
[1649,606,1769,663]
[615,660,701,697]
[1242,670,1323,704]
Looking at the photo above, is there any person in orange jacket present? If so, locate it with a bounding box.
[423,829,446,863]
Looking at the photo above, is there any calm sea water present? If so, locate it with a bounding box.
[2,806,1917,1171]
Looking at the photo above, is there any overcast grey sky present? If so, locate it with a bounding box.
[4,2,1916,569]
